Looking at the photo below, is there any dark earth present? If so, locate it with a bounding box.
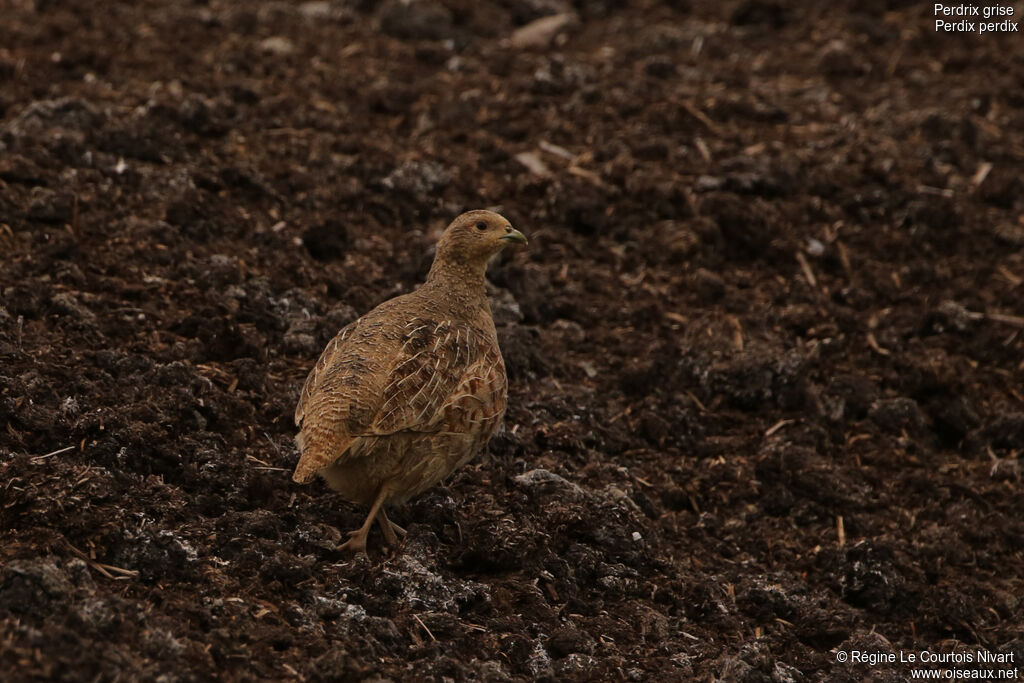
[2,0,1024,680]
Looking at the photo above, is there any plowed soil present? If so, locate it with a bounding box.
[2,1,1023,681]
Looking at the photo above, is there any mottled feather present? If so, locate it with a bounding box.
[291,210,526,552]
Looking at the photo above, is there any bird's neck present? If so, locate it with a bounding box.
[424,259,490,309]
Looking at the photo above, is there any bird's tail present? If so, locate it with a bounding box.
[292,428,351,484]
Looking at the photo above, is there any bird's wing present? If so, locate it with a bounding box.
[369,317,480,434]
[433,342,508,435]
[294,319,358,428]
[293,318,366,483]
[292,310,482,483]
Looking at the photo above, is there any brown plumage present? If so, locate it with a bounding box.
[293,210,528,553]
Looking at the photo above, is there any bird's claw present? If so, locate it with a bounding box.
[339,530,368,555]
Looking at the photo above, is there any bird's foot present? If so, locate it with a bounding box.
[382,520,407,547]
[379,520,407,548]
[338,529,369,555]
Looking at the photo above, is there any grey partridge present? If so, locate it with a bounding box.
[293,210,528,553]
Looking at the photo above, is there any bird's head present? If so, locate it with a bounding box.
[432,210,528,272]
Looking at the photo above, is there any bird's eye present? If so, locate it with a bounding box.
[475,221,488,231]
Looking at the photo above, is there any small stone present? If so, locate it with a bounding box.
[806,238,825,256]
[513,469,586,500]
[868,397,925,434]
[260,37,295,56]
[299,1,331,20]
[507,12,577,49]
[50,292,96,321]
[381,160,451,195]
[514,151,551,176]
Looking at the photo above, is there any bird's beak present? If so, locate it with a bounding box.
[500,228,528,245]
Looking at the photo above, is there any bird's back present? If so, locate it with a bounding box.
[293,286,506,485]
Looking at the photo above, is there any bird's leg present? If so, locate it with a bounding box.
[376,508,407,547]
[339,484,390,554]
